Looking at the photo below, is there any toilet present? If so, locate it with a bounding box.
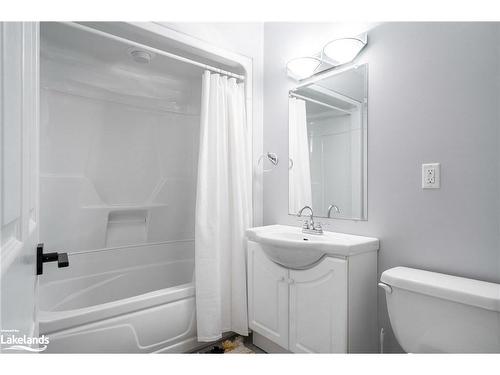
[379,267,500,353]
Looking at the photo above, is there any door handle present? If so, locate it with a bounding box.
[57,252,69,268]
[36,243,69,275]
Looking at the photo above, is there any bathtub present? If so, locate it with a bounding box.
[38,241,199,353]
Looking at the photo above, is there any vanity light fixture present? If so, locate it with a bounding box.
[286,34,367,80]
[286,57,322,80]
[323,37,366,65]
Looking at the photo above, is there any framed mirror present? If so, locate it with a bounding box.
[288,64,368,220]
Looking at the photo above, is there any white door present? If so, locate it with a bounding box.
[289,257,348,353]
[0,22,40,352]
[247,241,289,348]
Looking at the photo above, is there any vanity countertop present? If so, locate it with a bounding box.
[246,224,379,258]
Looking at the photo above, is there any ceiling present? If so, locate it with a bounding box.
[40,22,219,113]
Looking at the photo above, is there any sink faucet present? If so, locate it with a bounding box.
[327,204,341,218]
[297,206,323,235]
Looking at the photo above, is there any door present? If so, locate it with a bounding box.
[0,22,40,352]
[247,241,289,348]
[289,257,348,353]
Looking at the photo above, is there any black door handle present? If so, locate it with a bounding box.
[58,252,69,268]
[37,243,69,275]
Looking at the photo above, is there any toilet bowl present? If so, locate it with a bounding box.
[379,267,500,353]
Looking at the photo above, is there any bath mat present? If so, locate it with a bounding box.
[221,336,255,354]
[201,335,256,354]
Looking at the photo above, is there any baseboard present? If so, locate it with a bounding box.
[252,332,290,353]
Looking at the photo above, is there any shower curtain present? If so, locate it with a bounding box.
[195,71,252,341]
[288,97,312,214]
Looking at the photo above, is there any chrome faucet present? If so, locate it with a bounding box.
[327,204,341,218]
[297,205,323,235]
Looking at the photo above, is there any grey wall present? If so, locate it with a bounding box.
[263,22,500,352]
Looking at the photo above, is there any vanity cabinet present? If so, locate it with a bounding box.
[289,257,347,353]
[247,242,289,348]
[247,240,377,353]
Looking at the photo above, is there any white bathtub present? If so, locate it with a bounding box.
[38,241,199,353]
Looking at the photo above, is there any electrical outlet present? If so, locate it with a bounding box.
[422,163,440,189]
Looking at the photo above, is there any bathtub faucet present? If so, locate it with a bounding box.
[36,243,69,275]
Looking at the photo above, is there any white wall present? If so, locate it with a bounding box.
[159,23,265,225]
[263,22,500,352]
[40,89,199,252]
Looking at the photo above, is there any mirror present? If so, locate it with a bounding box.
[288,64,367,220]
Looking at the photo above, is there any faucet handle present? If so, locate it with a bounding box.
[313,221,324,233]
[301,220,310,229]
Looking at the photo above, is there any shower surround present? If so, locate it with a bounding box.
[37,22,253,353]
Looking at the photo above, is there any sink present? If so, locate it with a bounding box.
[246,224,379,269]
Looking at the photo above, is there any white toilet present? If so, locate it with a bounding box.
[379,266,500,353]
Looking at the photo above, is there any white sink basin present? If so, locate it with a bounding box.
[246,224,379,269]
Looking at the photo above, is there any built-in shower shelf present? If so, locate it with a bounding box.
[104,208,155,248]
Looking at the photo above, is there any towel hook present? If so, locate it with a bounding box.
[257,152,279,172]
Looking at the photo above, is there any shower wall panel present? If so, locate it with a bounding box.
[40,89,200,252]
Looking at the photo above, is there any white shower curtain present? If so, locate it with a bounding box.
[289,97,312,214]
[195,71,252,341]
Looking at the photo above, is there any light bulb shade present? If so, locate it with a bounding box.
[323,38,366,65]
[286,57,321,80]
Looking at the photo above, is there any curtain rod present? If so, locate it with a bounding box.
[289,92,352,114]
[62,22,246,81]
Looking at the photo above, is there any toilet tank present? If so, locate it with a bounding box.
[380,267,500,353]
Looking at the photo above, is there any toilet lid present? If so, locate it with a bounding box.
[381,267,500,312]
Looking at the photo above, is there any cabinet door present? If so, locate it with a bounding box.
[247,241,289,348]
[289,257,348,353]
